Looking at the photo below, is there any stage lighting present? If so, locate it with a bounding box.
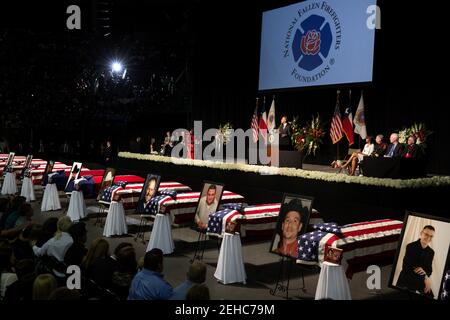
[111,62,123,73]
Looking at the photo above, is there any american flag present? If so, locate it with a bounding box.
[251,100,259,143]
[330,91,344,144]
[259,98,268,144]
[298,223,341,262]
[207,208,237,235]
[297,219,403,278]
[221,202,247,212]
[441,270,450,300]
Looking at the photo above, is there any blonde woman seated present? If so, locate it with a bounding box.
[341,136,374,175]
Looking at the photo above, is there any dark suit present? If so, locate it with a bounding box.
[278,123,292,150]
[372,143,387,157]
[397,239,434,295]
[402,144,421,158]
[385,143,403,158]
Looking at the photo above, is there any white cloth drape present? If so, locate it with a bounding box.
[146,213,174,254]
[315,262,352,300]
[103,201,128,237]
[214,233,247,285]
[20,177,36,202]
[67,190,87,222]
[1,172,17,195]
[41,183,61,211]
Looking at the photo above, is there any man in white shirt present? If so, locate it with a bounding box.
[195,185,219,229]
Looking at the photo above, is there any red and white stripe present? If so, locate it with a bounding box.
[207,203,323,238]
[161,191,245,225]
[98,181,192,208]
[330,103,344,144]
[297,219,403,278]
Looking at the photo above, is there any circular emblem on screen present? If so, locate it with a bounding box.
[283,2,342,84]
[292,15,332,72]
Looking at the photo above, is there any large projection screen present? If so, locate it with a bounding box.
[259,0,376,91]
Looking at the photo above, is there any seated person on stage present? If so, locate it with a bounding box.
[372,134,388,157]
[341,136,374,176]
[396,225,435,297]
[402,136,421,159]
[384,133,404,158]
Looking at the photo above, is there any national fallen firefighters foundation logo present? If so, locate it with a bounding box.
[292,14,332,72]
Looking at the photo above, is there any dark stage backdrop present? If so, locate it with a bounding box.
[191,0,450,174]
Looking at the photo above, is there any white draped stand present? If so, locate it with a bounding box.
[41,183,62,212]
[67,190,87,222]
[20,177,36,202]
[315,261,352,300]
[1,172,17,195]
[146,213,174,254]
[214,232,247,285]
[103,201,128,237]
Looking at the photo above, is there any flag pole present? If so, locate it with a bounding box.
[336,90,340,160]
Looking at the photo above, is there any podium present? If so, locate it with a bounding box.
[1,172,17,195]
[214,232,247,285]
[103,201,128,237]
[20,177,36,202]
[146,213,174,254]
[315,262,352,300]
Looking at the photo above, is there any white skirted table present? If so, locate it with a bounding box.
[146,213,174,255]
[103,201,128,237]
[1,172,17,195]
[315,261,352,300]
[41,183,62,212]
[214,232,247,285]
[20,177,36,202]
[67,190,87,222]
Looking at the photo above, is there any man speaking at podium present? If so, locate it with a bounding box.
[278,116,292,151]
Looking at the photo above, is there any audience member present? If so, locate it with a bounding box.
[32,273,58,300]
[171,261,207,300]
[128,248,173,300]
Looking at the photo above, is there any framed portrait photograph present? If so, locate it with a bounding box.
[270,194,314,259]
[5,152,15,167]
[438,246,450,301]
[97,168,116,201]
[324,247,343,266]
[136,174,161,213]
[20,154,33,178]
[65,162,82,191]
[194,181,225,230]
[389,212,450,300]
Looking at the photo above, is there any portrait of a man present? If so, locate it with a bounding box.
[5,152,15,167]
[270,195,312,259]
[65,162,82,191]
[137,174,161,213]
[390,212,450,300]
[396,225,435,297]
[194,182,224,229]
[97,168,116,201]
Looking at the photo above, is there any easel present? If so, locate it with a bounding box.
[190,226,208,263]
[269,256,307,300]
[95,202,107,227]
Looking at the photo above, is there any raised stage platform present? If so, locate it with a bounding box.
[116,153,450,224]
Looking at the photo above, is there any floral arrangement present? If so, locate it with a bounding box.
[399,123,432,148]
[118,152,450,189]
[217,122,233,145]
[291,114,326,156]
